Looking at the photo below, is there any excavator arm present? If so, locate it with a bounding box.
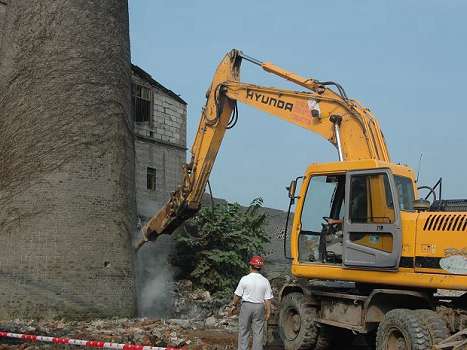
[140,49,391,242]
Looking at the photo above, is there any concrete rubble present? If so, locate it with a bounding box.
[172,280,239,331]
[0,317,238,350]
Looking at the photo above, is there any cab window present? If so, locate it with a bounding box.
[349,173,395,224]
[301,176,340,232]
[299,175,344,262]
[394,176,415,211]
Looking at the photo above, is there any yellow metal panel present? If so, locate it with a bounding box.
[414,212,467,275]
[400,211,418,260]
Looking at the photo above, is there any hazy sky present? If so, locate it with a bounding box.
[129,0,467,210]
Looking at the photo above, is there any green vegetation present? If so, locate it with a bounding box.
[172,198,269,297]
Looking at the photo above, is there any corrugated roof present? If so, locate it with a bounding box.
[131,64,187,105]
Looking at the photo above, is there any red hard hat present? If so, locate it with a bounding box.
[249,256,264,268]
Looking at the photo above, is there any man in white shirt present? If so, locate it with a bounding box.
[229,256,273,350]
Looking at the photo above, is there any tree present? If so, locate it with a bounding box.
[172,198,269,297]
[0,0,136,319]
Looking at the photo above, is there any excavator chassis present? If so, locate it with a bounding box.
[266,279,466,349]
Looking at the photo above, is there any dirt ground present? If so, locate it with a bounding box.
[0,319,239,350]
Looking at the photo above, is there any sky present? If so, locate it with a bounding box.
[129,0,467,210]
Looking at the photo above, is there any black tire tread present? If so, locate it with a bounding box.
[279,292,318,350]
[376,308,432,350]
[414,309,450,345]
[314,327,331,350]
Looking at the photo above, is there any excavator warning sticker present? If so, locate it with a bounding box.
[439,248,467,275]
[307,99,320,118]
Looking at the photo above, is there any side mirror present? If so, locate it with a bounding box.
[413,199,431,211]
[287,180,297,199]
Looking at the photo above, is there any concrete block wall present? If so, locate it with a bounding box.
[134,140,185,219]
[152,91,186,146]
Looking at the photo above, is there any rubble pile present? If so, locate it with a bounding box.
[0,280,240,349]
[0,318,181,349]
[0,317,237,350]
[172,280,238,331]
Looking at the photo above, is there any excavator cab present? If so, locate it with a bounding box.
[290,160,415,273]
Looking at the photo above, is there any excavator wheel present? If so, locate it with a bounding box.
[414,309,450,346]
[279,292,318,350]
[376,308,432,350]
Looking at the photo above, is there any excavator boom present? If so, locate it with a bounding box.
[142,49,390,241]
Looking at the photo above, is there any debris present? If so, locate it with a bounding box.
[0,280,244,349]
[0,331,178,350]
[205,316,217,328]
[168,319,191,329]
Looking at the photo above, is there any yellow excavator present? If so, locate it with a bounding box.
[139,50,467,350]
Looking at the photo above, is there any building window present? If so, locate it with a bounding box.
[147,167,157,191]
[132,84,152,123]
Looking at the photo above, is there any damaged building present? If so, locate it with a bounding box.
[130,65,188,317]
[130,65,187,223]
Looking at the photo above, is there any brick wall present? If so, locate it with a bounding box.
[134,139,185,218]
[0,0,136,319]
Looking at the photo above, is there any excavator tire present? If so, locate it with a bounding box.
[376,308,432,350]
[279,292,318,350]
[414,309,450,346]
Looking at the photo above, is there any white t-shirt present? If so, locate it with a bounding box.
[234,272,273,303]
